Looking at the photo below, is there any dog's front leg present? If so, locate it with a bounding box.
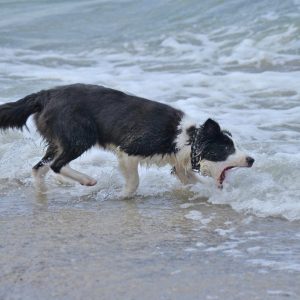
[172,166,200,185]
[118,154,139,198]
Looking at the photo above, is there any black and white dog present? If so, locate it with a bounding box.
[0,84,254,196]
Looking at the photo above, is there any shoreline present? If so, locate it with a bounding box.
[1,188,300,299]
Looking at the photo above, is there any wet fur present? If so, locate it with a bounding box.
[0,83,253,196]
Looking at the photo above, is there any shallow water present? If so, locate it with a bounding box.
[0,0,300,299]
[1,187,300,299]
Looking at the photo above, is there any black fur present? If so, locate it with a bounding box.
[190,119,235,171]
[0,84,183,173]
[0,84,239,179]
[0,93,41,130]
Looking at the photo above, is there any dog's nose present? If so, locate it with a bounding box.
[246,156,255,167]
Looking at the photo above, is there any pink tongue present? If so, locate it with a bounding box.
[219,167,234,184]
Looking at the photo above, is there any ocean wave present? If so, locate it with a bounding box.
[0,0,300,221]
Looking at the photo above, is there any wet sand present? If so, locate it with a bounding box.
[1,0,300,298]
[1,186,300,300]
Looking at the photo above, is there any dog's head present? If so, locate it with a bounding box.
[191,118,254,187]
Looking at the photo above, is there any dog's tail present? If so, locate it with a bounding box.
[0,93,42,130]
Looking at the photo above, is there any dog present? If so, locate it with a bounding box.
[0,84,254,196]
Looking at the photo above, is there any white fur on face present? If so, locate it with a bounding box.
[174,118,251,187]
[200,146,249,185]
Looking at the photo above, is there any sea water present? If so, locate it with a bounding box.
[0,1,300,299]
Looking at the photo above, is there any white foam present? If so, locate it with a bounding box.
[246,246,262,254]
[214,228,236,236]
[184,210,213,225]
[184,210,203,221]
[267,290,295,297]
[248,259,300,272]
[1,2,300,221]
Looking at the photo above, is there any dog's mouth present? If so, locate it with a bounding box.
[219,166,235,185]
[218,162,254,185]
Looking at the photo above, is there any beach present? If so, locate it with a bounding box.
[1,0,300,298]
[1,187,300,299]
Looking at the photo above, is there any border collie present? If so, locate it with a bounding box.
[0,84,254,196]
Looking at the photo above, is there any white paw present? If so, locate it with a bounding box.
[55,174,74,185]
[34,180,47,194]
[121,189,135,199]
[80,178,97,186]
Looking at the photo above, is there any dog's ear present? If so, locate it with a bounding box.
[202,118,221,137]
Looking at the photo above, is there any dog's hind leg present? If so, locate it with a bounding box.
[59,165,97,186]
[32,144,57,181]
[50,147,97,186]
[32,144,57,192]
[118,154,139,197]
[46,114,99,186]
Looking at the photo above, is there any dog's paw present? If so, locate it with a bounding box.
[55,174,74,186]
[80,178,97,186]
[121,189,136,199]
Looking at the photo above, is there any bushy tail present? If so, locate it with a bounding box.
[0,93,41,130]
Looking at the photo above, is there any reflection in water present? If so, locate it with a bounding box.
[0,184,300,298]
